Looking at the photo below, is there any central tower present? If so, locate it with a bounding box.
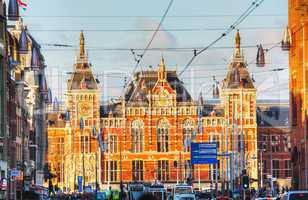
[221,30,258,188]
[64,32,100,190]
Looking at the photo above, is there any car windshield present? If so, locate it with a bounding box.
[289,193,308,200]
[180,197,194,200]
[130,185,144,191]
[175,187,193,194]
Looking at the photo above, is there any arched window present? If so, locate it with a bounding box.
[131,120,144,153]
[157,119,169,152]
[183,119,194,152]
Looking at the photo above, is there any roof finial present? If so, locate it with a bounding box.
[235,29,241,49]
[80,31,85,57]
[159,54,165,68]
[158,55,166,81]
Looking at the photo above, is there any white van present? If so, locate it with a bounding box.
[173,184,196,200]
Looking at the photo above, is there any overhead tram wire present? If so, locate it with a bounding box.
[45,67,288,80]
[40,42,280,52]
[21,14,287,18]
[178,0,266,76]
[131,0,174,75]
[29,26,283,32]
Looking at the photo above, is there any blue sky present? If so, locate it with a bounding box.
[12,0,288,102]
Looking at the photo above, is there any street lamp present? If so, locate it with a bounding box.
[259,148,266,188]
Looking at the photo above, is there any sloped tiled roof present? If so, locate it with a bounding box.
[223,62,255,89]
[67,32,98,91]
[100,102,123,117]
[67,68,98,90]
[124,70,193,105]
[222,30,255,90]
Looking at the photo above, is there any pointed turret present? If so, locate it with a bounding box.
[212,76,220,99]
[222,31,254,89]
[256,44,265,67]
[234,30,241,57]
[79,31,85,57]
[281,26,291,51]
[19,26,28,53]
[235,29,241,49]
[8,0,19,21]
[213,84,220,99]
[31,46,41,68]
[158,56,167,81]
[198,92,204,107]
[67,32,98,90]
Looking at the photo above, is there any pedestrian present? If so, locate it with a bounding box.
[282,186,285,194]
[109,186,113,200]
[122,188,127,200]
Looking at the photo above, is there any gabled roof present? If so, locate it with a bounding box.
[222,30,255,90]
[67,32,98,91]
[223,62,255,89]
[124,70,193,105]
[100,102,123,117]
[67,69,98,90]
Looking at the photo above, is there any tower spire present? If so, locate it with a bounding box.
[235,29,241,49]
[158,55,167,81]
[80,31,85,57]
[234,30,241,57]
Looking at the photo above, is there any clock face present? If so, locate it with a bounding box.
[79,102,91,117]
[156,89,171,106]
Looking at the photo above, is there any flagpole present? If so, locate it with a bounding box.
[80,117,85,191]
[107,128,110,188]
[210,134,214,199]
[95,151,98,200]
[198,165,201,190]
[82,127,85,190]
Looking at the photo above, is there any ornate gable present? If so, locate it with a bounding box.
[123,58,193,106]
[222,30,255,90]
[152,57,175,95]
[67,32,98,91]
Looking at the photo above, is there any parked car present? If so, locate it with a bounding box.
[279,190,308,200]
[173,184,195,200]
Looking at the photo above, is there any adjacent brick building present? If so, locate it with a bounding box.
[288,0,308,190]
[257,100,291,189]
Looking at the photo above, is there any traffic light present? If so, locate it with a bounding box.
[242,175,249,190]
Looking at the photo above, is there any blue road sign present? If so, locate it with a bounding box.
[78,176,83,192]
[191,142,218,164]
[10,169,20,177]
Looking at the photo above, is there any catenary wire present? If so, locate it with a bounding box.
[21,14,286,18]
[131,0,174,75]
[179,0,266,76]
[28,26,284,32]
